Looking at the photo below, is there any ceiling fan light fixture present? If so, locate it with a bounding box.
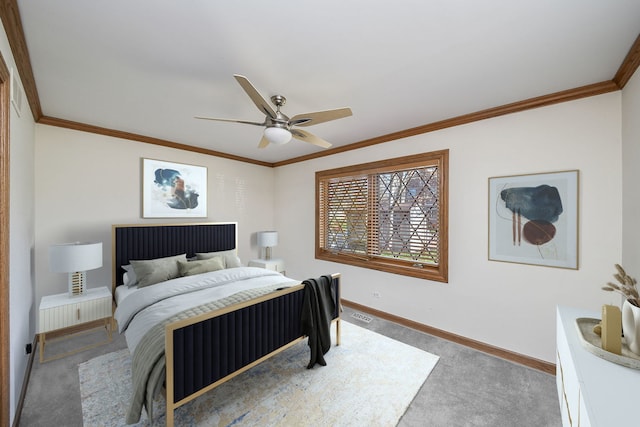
[264,127,292,145]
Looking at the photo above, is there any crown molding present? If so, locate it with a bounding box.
[38,116,273,167]
[0,0,42,120]
[274,80,618,167]
[614,33,640,89]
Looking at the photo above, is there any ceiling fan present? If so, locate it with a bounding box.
[195,75,352,149]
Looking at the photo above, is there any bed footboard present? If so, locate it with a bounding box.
[164,274,341,427]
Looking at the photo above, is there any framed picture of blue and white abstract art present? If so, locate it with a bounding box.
[488,170,578,269]
[142,158,207,218]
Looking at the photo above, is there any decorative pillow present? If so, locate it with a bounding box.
[195,250,241,268]
[130,254,186,288]
[178,256,225,277]
[122,264,138,287]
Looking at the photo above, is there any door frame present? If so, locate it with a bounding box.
[0,49,11,426]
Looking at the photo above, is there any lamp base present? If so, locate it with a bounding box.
[69,271,86,296]
[265,247,272,260]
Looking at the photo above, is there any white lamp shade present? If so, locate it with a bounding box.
[257,231,278,248]
[50,242,103,273]
[264,127,292,145]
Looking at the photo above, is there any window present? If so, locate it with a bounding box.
[316,150,448,282]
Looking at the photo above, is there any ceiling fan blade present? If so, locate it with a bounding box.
[194,116,265,127]
[233,75,277,119]
[290,128,332,148]
[258,135,270,148]
[289,107,352,127]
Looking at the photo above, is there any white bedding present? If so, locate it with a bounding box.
[114,283,138,306]
[114,266,298,353]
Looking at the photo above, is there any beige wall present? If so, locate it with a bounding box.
[275,92,623,363]
[622,70,640,277]
[29,71,637,367]
[34,126,276,321]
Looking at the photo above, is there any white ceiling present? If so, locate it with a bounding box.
[16,1,640,164]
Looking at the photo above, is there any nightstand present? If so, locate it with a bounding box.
[38,286,113,362]
[249,258,285,275]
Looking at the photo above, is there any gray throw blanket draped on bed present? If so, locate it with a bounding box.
[301,275,336,368]
[126,284,287,424]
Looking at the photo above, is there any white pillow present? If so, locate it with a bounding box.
[122,264,138,287]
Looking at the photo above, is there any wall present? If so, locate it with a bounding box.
[34,126,276,324]
[29,72,633,367]
[622,70,640,277]
[0,22,36,425]
[274,92,623,363]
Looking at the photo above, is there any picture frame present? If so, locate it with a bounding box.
[488,170,578,269]
[142,158,207,218]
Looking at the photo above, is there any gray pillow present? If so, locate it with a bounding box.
[178,256,225,277]
[195,250,241,268]
[130,254,186,288]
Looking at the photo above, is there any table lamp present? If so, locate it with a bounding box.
[50,242,103,296]
[257,231,278,260]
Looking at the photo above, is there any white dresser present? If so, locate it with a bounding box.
[39,286,112,362]
[556,305,640,426]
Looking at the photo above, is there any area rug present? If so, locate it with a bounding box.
[79,321,439,426]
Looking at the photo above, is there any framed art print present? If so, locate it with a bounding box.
[488,170,578,269]
[142,158,207,218]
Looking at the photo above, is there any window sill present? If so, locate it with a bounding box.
[316,251,447,283]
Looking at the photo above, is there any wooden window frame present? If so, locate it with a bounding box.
[316,150,448,282]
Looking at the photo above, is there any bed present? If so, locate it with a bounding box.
[111,222,341,426]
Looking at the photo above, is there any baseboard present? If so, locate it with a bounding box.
[342,299,556,375]
[12,334,38,427]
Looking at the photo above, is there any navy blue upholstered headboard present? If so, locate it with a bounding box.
[112,222,237,288]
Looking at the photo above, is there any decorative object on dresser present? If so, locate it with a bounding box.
[574,317,640,369]
[601,263,640,355]
[601,304,622,354]
[49,241,103,296]
[38,286,112,363]
[257,230,278,259]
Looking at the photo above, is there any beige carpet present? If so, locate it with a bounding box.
[79,321,439,426]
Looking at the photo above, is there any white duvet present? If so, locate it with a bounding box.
[114,266,299,353]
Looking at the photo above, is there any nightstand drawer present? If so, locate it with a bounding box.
[39,295,111,332]
[249,258,285,274]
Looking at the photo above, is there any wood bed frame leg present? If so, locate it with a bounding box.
[166,407,174,427]
[166,325,175,427]
[336,318,341,346]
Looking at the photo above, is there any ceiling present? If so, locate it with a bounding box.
[12,1,640,165]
